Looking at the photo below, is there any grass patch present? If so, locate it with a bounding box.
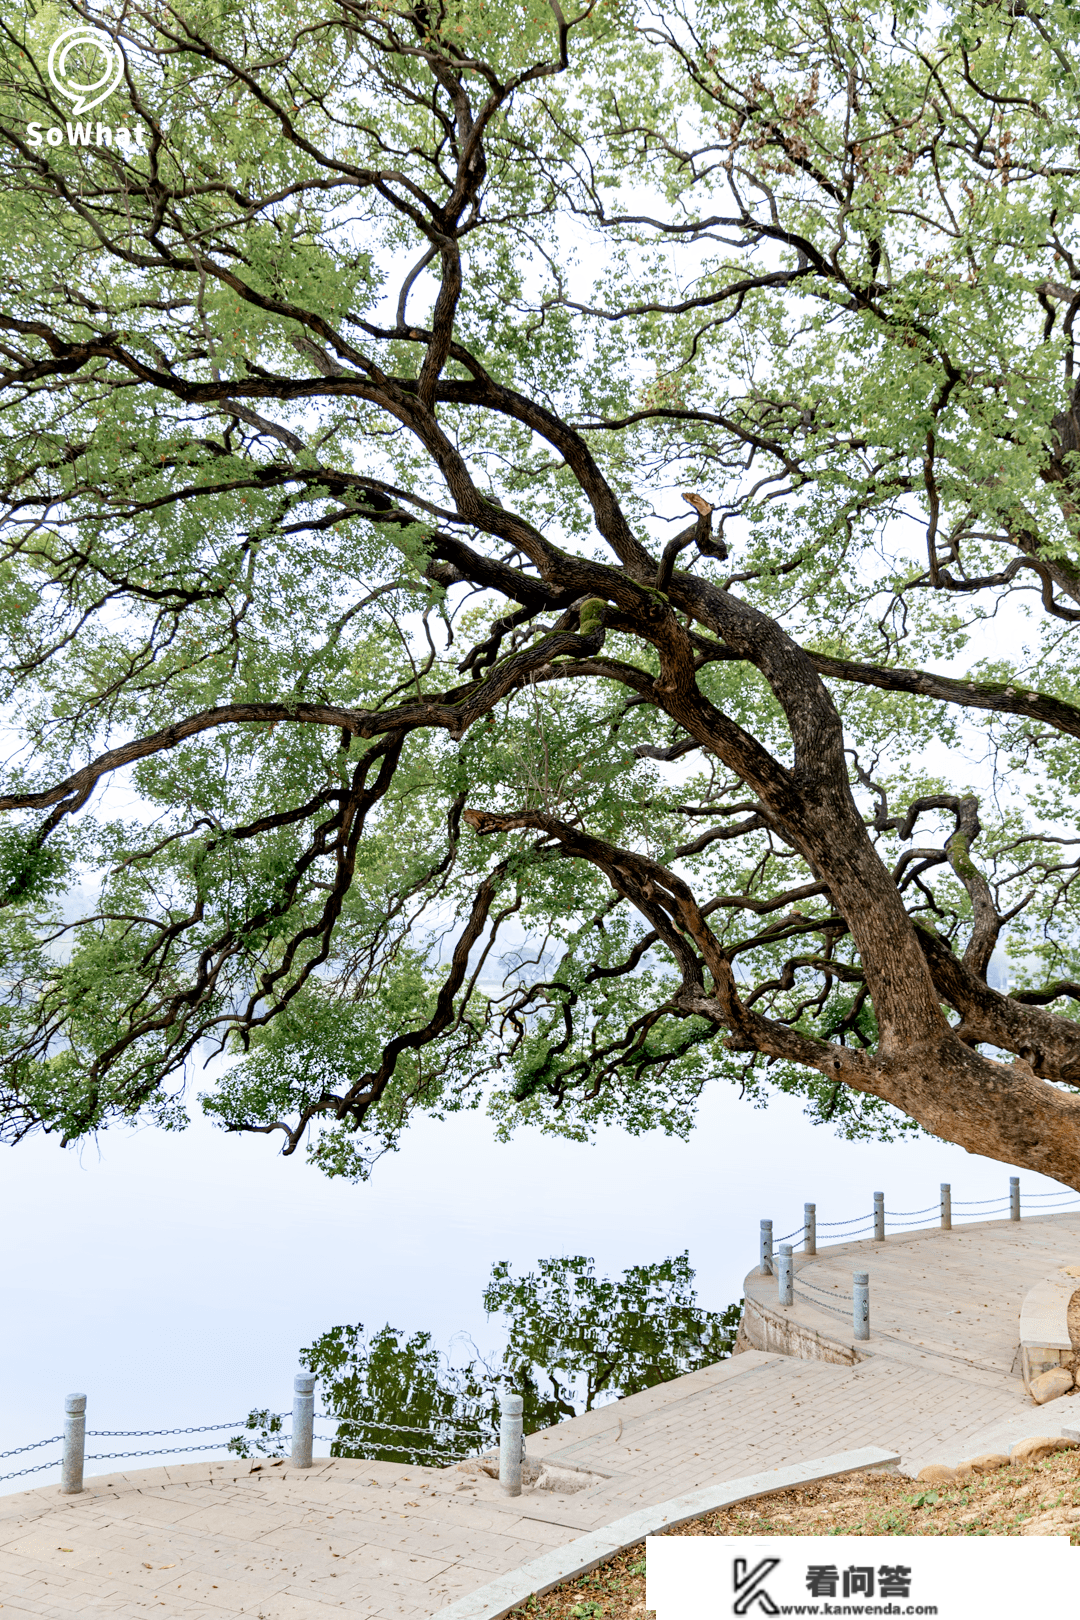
[508,1447,1080,1619]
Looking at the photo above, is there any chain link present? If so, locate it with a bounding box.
[86,1441,271,1461]
[0,1411,492,1485]
[87,1421,279,1438]
[792,1289,852,1319]
[317,1414,490,1435]
[0,1456,63,1484]
[796,1275,855,1302]
[313,1436,472,1459]
[0,1435,62,1460]
[776,1190,1080,1233]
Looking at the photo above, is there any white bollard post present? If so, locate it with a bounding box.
[1010,1177,1020,1222]
[760,1219,773,1275]
[804,1203,816,1256]
[499,1393,524,1496]
[853,1272,870,1341]
[778,1244,793,1306]
[873,1190,885,1241]
[291,1373,315,1469]
[61,1394,86,1494]
[940,1183,952,1231]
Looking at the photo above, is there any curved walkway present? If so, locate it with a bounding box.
[2,1213,1078,1619]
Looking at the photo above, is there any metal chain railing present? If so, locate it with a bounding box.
[312,1435,475,1459]
[795,1275,854,1301]
[2,1390,500,1490]
[314,1407,495,1464]
[792,1288,852,1320]
[0,1435,62,1460]
[759,1175,1080,1344]
[85,1442,265,1463]
[769,1183,1080,1258]
[87,1421,271,1437]
[0,1415,288,1486]
[315,1413,491,1435]
[0,1456,65,1484]
[759,1176,1080,1287]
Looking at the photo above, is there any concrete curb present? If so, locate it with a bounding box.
[425,1444,901,1620]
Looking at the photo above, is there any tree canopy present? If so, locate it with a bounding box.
[3,0,1080,1181]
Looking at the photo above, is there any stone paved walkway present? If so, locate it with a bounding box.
[3,1213,1079,1619]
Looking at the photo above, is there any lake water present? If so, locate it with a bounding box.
[2,1086,1072,1493]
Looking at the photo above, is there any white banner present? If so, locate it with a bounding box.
[646,1534,1074,1617]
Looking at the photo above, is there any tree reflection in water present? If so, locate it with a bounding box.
[229,1253,740,1465]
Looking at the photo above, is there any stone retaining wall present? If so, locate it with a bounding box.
[737,1293,859,1367]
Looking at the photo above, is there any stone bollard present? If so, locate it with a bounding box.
[804,1202,816,1256]
[1010,1177,1020,1222]
[778,1244,793,1306]
[940,1183,951,1231]
[873,1191,885,1242]
[853,1272,870,1341]
[760,1219,773,1276]
[499,1393,524,1496]
[291,1373,316,1469]
[61,1394,86,1495]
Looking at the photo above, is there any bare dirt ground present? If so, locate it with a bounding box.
[507,1446,1080,1620]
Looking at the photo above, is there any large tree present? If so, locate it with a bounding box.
[2,0,1080,1182]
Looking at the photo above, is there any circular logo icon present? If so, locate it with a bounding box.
[46,26,125,116]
